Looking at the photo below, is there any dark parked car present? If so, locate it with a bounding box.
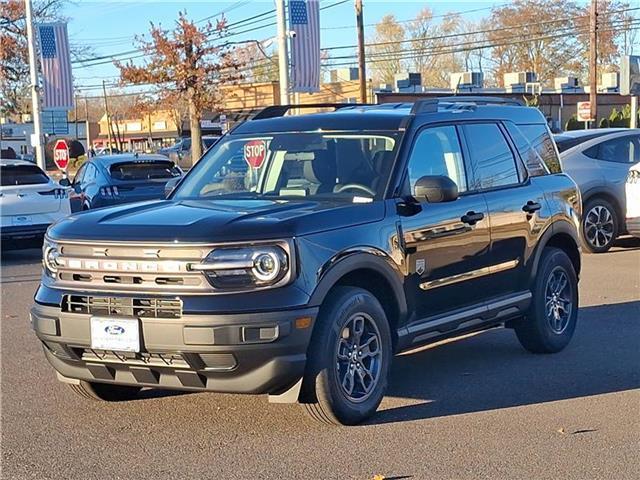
[157,136,219,168]
[69,154,182,211]
[33,99,581,425]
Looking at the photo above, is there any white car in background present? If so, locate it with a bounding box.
[1,159,71,249]
[557,129,640,253]
[626,163,640,239]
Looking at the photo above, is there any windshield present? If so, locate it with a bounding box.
[173,132,400,201]
[1,165,49,186]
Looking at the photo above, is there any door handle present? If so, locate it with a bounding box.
[522,201,542,214]
[461,211,484,225]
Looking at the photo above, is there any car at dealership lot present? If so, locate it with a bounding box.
[1,159,71,248]
[68,154,182,211]
[553,128,628,153]
[157,136,219,167]
[557,128,640,253]
[32,99,581,425]
[625,162,640,238]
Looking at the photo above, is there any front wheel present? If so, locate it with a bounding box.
[515,247,578,354]
[301,287,392,426]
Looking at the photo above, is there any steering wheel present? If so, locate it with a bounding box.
[335,183,376,197]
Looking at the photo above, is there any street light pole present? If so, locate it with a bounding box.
[355,0,367,104]
[25,0,45,169]
[275,0,290,105]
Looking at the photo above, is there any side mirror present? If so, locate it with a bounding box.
[58,177,71,187]
[414,175,459,203]
[164,177,180,198]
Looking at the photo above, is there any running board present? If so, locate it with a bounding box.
[396,291,532,351]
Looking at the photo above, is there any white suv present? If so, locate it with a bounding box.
[626,163,640,238]
[1,159,71,248]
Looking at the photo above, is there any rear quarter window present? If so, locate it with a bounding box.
[1,165,49,186]
[517,124,562,174]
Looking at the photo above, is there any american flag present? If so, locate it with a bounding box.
[37,23,74,109]
[289,0,320,93]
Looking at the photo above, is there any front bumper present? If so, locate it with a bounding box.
[1,224,49,242]
[626,216,640,238]
[31,302,317,395]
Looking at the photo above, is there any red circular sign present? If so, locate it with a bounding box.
[243,140,267,169]
[53,139,69,170]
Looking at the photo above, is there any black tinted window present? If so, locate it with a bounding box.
[505,123,549,177]
[592,135,640,164]
[1,165,49,186]
[518,124,561,173]
[109,161,181,180]
[463,124,519,189]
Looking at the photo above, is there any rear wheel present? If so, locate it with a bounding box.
[515,247,578,353]
[68,381,141,402]
[301,287,392,426]
[581,198,618,253]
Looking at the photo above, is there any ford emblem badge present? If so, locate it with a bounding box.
[105,325,125,335]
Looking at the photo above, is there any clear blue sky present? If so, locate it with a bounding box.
[65,0,510,94]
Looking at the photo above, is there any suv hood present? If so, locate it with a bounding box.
[48,199,385,243]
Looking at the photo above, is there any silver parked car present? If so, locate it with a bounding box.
[557,128,640,253]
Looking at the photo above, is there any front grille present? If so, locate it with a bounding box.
[63,295,182,318]
[80,349,190,368]
[52,241,214,293]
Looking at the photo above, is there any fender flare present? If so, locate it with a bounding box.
[527,219,581,286]
[581,186,623,217]
[308,248,408,322]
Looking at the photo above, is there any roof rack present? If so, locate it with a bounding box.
[250,103,369,120]
[411,96,524,115]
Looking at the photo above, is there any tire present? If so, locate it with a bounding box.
[581,198,618,253]
[515,247,579,354]
[301,287,392,426]
[68,381,141,402]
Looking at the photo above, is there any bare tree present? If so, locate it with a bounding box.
[366,14,405,85]
[116,12,242,164]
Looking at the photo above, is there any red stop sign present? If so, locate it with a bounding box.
[53,139,69,170]
[243,140,267,168]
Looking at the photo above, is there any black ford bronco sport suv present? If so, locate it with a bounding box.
[32,98,581,425]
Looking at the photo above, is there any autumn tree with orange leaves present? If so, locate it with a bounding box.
[116,13,242,163]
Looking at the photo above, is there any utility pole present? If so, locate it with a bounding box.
[102,80,113,154]
[355,0,367,104]
[74,93,79,140]
[589,0,598,127]
[84,98,91,156]
[275,0,290,105]
[25,0,45,169]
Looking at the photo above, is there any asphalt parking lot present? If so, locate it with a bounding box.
[1,241,639,480]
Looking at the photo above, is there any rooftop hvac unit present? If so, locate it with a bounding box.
[394,72,422,89]
[329,67,359,83]
[600,72,619,89]
[503,71,537,86]
[450,72,484,90]
[554,76,579,91]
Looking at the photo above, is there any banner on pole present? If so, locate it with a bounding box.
[37,23,74,110]
[289,0,320,93]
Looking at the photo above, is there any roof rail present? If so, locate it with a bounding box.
[250,103,367,120]
[411,96,524,115]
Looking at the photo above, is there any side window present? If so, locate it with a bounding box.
[594,136,640,164]
[406,125,467,195]
[505,123,549,177]
[83,164,97,183]
[73,164,86,185]
[517,124,562,173]
[463,123,520,190]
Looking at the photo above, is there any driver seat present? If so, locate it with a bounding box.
[303,150,337,194]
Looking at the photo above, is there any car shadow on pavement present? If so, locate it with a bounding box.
[610,236,640,252]
[1,247,43,266]
[371,301,640,426]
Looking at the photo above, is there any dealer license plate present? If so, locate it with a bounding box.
[90,317,140,352]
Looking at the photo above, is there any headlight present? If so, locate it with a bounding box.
[189,243,292,290]
[42,239,60,278]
